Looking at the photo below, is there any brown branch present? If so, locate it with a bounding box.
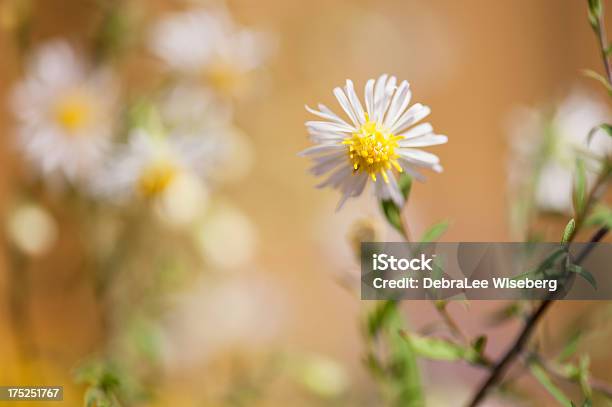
[466,226,609,407]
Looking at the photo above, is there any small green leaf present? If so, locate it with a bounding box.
[585,205,612,228]
[573,158,587,217]
[557,332,582,362]
[398,173,413,199]
[400,332,480,364]
[587,123,612,145]
[562,219,576,244]
[582,399,593,407]
[379,174,412,234]
[578,356,592,398]
[568,265,597,290]
[471,335,487,355]
[420,220,450,243]
[606,42,612,57]
[530,362,573,407]
[588,0,603,30]
[366,300,397,338]
[380,200,404,234]
[582,69,612,95]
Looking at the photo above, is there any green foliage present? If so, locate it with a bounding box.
[585,205,612,228]
[367,299,400,338]
[419,220,450,243]
[512,248,567,281]
[380,174,412,234]
[588,0,603,30]
[562,218,576,244]
[74,360,122,407]
[557,332,582,362]
[573,158,587,217]
[364,301,424,407]
[381,199,404,234]
[567,264,597,290]
[587,123,612,145]
[400,332,484,365]
[530,362,573,407]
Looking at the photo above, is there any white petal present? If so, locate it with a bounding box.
[306,120,354,133]
[373,74,389,123]
[333,87,360,127]
[390,104,431,134]
[398,134,448,147]
[336,172,367,210]
[305,104,352,128]
[316,165,352,188]
[309,152,346,176]
[364,79,375,119]
[383,80,411,129]
[399,123,433,139]
[298,144,344,157]
[345,80,366,124]
[307,130,346,143]
[397,149,440,165]
[380,76,397,120]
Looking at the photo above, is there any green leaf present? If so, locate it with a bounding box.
[398,173,413,199]
[557,332,582,362]
[379,174,412,234]
[573,158,587,217]
[471,335,487,356]
[568,264,597,290]
[366,300,398,338]
[530,363,573,407]
[583,69,612,95]
[562,218,576,244]
[606,42,612,57]
[420,220,450,243]
[588,0,603,30]
[587,123,612,145]
[400,332,480,364]
[585,205,612,228]
[582,399,593,407]
[512,248,566,280]
[380,199,404,234]
[364,301,424,406]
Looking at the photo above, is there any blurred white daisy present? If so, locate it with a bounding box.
[94,129,220,207]
[159,84,254,184]
[11,40,118,182]
[507,89,611,215]
[300,75,447,210]
[149,7,271,96]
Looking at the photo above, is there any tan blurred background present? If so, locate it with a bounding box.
[0,0,611,405]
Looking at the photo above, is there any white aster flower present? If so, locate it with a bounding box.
[149,7,271,96]
[11,40,118,182]
[300,75,447,210]
[507,89,611,215]
[94,128,220,204]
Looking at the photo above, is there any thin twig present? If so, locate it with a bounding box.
[528,352,612,399]
[595,11,612,84]
[467,226,609,407]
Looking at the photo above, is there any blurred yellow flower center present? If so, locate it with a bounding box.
[138,160,179,198]
[53,91,93,133]
[205,61,247,95]
[343,117,402,182]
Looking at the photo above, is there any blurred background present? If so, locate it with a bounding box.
[0,0,611,405]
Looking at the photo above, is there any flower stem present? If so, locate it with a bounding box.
[466,225,609,407]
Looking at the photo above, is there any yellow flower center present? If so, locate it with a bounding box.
[204,60,248,96]
[138,160,179,198]
[343,117,402,182]
[53,90,93,133]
